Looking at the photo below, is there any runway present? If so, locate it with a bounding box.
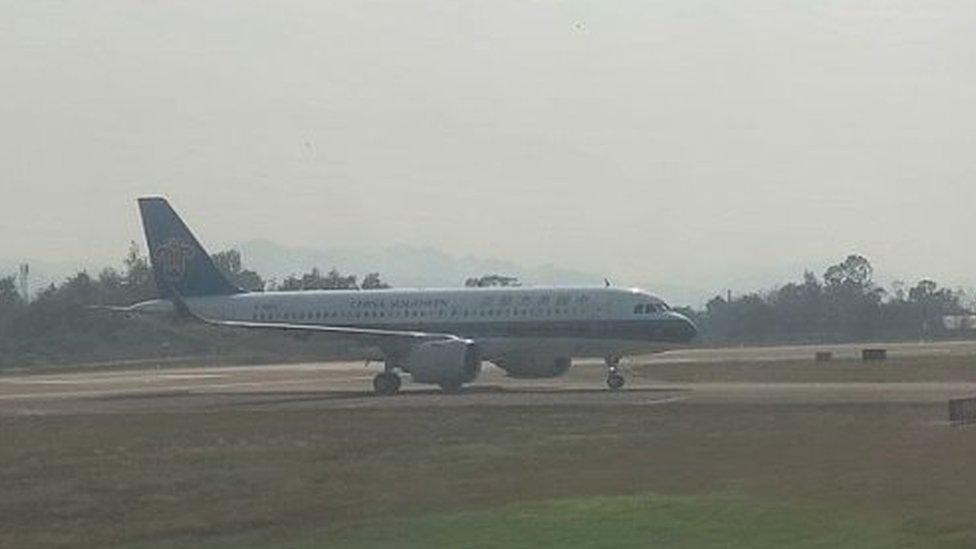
[3,340,976,415]
[0,362,690,414]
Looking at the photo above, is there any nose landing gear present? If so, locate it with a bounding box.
[373,370,402,396]
[605,355,625,390]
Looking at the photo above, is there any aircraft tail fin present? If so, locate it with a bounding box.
[137,197,243,299]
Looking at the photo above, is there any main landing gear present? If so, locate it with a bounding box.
[373,370,401,396]
[605,355,625,391]
[438,380,463,394]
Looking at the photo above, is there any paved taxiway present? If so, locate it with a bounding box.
[0,361,690,415]
[3,341,976,416]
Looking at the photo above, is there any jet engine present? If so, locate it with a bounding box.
[405,339,482,386]
[491,355,572,379]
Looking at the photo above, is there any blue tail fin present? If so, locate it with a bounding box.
[138,197,242,298]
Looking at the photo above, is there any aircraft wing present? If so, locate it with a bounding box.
[87,305,143,313]
[192,315,459,342]
[168,290,462,355]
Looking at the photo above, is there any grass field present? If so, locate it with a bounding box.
[3,353,976,548]
[271,494,924,549]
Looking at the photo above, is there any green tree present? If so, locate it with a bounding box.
[0,275,24,335]
[464,274,521,287]
[824,254,874,291]
[277,268,358,291]
[211,249,265,291]
[0,275,22,310]
[122,241,156,302]
[361,272,391,290]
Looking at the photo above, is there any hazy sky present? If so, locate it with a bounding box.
[2,1,975,292]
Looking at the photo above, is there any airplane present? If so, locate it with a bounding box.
[121,197,697,395]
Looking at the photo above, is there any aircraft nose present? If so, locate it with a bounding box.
[670,312,698,342]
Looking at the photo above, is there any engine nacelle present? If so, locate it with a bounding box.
[491,355,572,379]
[405,339,482,385]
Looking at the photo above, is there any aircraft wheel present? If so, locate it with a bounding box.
[606,372,625,391]
[373,372,401,396]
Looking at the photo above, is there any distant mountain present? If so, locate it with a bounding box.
[2,242,712,307]
[234,240,709,306]
[4,245,963,309]
[237,239,600,288]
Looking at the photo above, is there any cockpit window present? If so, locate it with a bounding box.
[637,303,671,314]
[636,303,672,314]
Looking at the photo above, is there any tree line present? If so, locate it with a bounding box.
[678,254,970,344]
[0,248,971,368]
[0,244,392,368]
[210,249,390,292]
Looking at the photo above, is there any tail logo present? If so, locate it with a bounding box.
[154,238,195,282]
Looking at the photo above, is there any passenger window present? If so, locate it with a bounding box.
[634,304,644,314]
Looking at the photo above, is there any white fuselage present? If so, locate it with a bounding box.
[135,286,697,362]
